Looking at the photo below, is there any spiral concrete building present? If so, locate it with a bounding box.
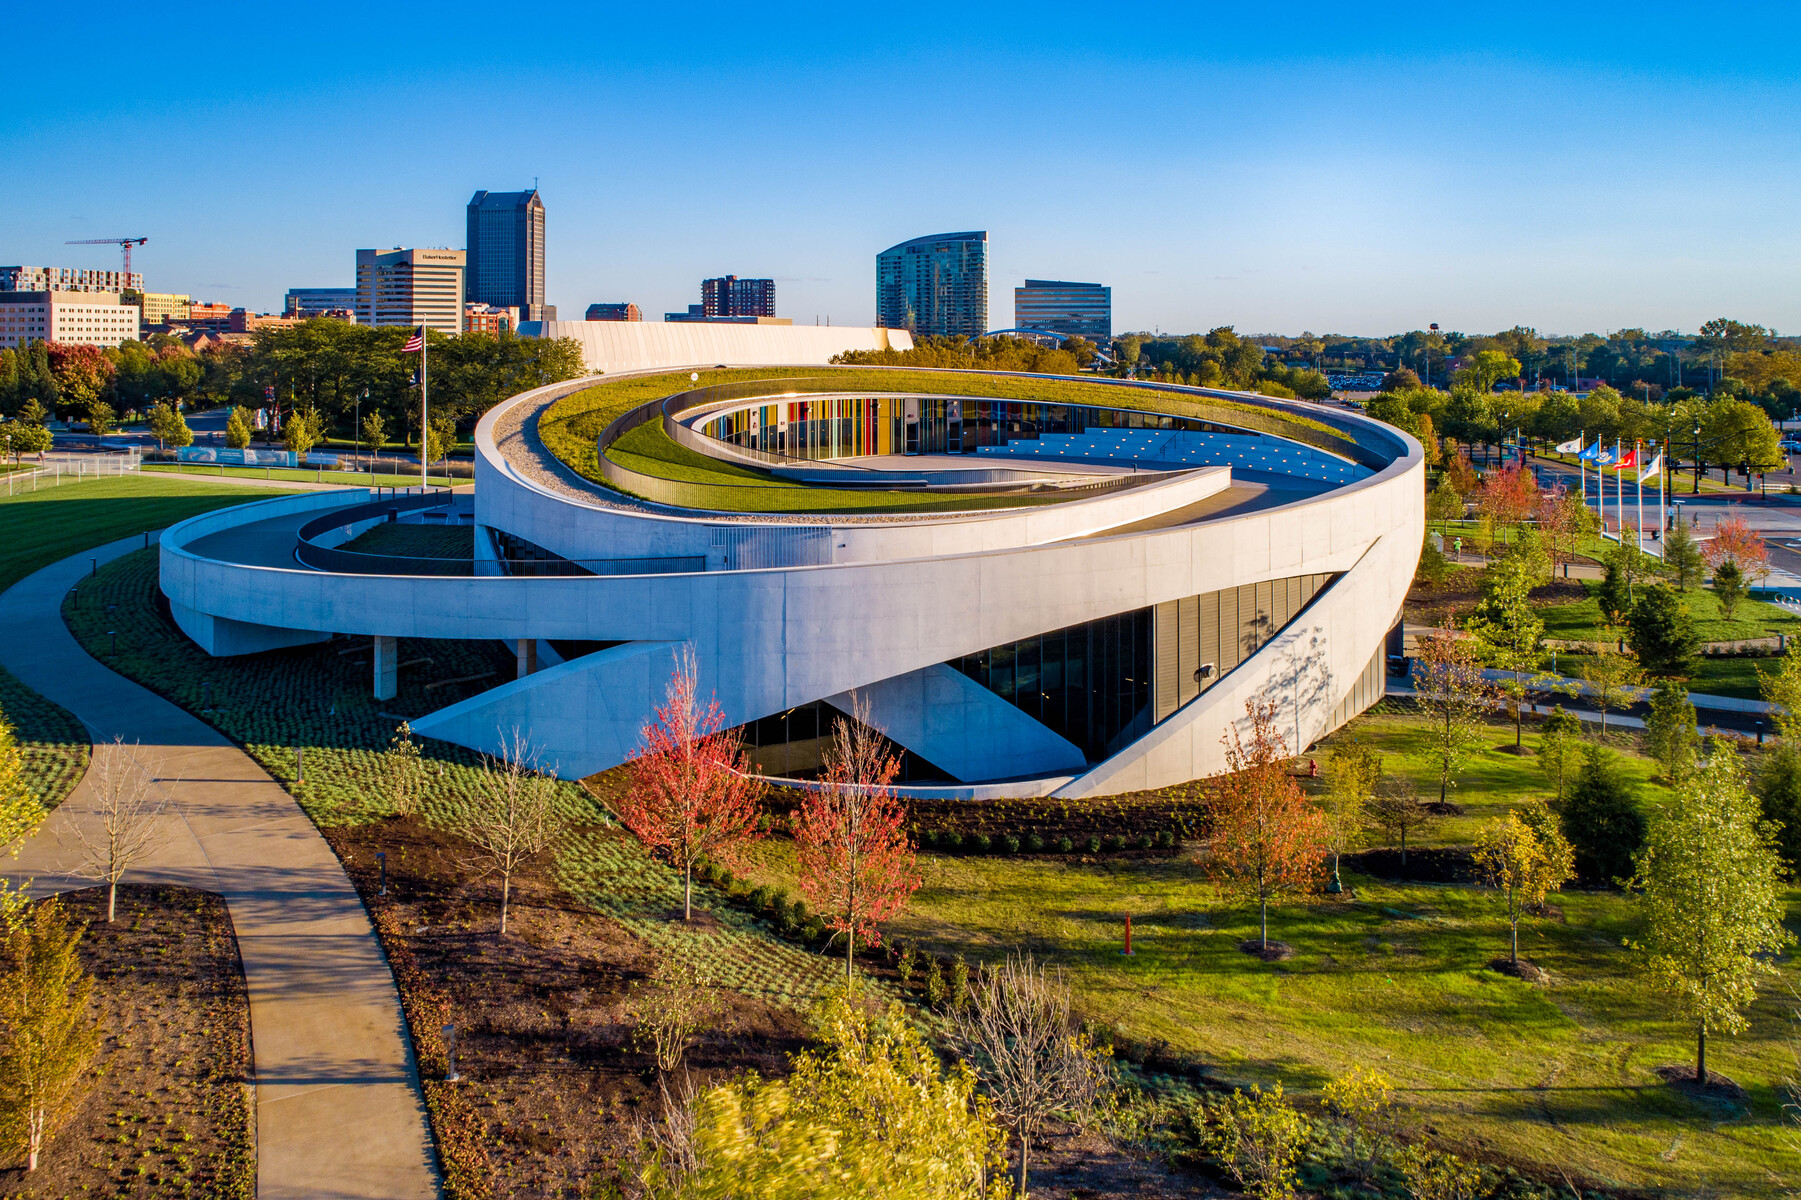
[158,367,1423,796]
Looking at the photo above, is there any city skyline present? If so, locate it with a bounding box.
[9,2,1801,336]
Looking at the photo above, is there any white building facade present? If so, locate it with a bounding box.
[356,248,465,334]
[0,291,141,349]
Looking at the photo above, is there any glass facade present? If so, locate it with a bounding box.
[875,232,988,337]
[701,394,1242,460]
[734,700,950,782]
[953,572,1337,765]
[1013,279,1112,342]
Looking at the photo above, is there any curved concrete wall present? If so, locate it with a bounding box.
[162,372,1423,793]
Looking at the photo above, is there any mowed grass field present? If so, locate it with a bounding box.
[733,712,1801,1196]
[0,474,298,811]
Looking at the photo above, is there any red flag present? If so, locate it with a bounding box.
[402,325,424,352]
[1612,447,1638,471]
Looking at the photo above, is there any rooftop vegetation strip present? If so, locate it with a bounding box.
[539,368,1380,491]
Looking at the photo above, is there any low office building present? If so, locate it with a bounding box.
[285,287,358,318]
[0,291,139,348]
[0,265,143,294]
[125,291,192,325]
[1014,279,1111,342]
[464,304,519,335]
[355,247,465,334]
[585,302,641,321]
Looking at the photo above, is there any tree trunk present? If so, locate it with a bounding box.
[1697,1024,1707,1085]
[1509,893,1519,965]
[683,862,692,922]
[500,872,511,934]
[1016,1131,1031,1198]
[108,879,117,923]
[846,926,855,983]
[1260,896,1269,951]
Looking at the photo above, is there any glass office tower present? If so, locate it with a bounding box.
[1014,279,1111,342]
[466,189,549,322]
[875,231,988,337]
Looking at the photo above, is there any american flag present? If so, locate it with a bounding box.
[402,325,425,352]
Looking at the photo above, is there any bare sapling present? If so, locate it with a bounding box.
[447,729,562,935]
[66,739,171,922]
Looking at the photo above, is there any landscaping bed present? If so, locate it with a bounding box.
[0,885,253,1199]
[0,665,88,812]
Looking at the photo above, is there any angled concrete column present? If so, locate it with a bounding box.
[373,635,398,701]
[516,638,538,680]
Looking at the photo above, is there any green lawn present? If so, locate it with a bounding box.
[731,712,1797,1197]
[143,463,461,488]
[1539,580,1801,646]
[0,475,299,812]
[339,522,474,559]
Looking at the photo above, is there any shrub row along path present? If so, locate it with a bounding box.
[0,533,440,1200]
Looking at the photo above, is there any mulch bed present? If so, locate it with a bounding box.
[326,815,812,1200]
[1238,939,1294,962]
[1653,1064,1747,1101]
[0,885,253,1199]
[1344,846,1476,883]
[1488,957,1550,984]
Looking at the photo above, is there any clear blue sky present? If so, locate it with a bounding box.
[9,2,1799,337]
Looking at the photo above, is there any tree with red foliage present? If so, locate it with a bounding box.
[1209,698,1329,952]
[619,647,764,921]
[44,344,114,418]
[1703,513,1770,584]
[1476,462,1539,531]
[793,694,921,982]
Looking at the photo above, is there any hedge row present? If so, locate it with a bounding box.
[915,828,1179,855]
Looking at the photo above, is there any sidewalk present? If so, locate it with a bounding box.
[0,536,439,1199]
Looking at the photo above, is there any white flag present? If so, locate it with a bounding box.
[1554,436,1583,453]
[1639,453,1662,483]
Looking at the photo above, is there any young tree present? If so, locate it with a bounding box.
[1561,743,1646,886]
[0,899,102,1173]
[224,406,252,450]
[1412,622,1499,803]
[1425,475,1464,523]
[1704,512,1771,587]
[444,729,562,934]
[6,422,50,461]
[1473,799,1574,968]
[1712,560,1748,623]
[1628,586,1697,677]
[380,721,426,817]
[0,706,46,853]
[1575,647,1642,738]
[145,401,193,451]
[359,409,387,460]
[1537,706,1584,802]
[424,413,456,468]
[66,740,170,923]
[1209,698,1328,952]
[1631,748,1794,1084]
[1366,774,1436,868]
[1538,487,1598,580]
[1466,554,1547,750]
[84,400,116,436]
[793,694,921,980]
[1597,537,1650,624]
[619,648,764,921]
[637,991,1011,1199]
[1644,678,1699,784]
[1475,462,1539,535]
[283,407,323,463]
[1322,738,1381,891]
[949,953,1109,1197]
[1662,516,1705,592]
[1756,650,1801,873]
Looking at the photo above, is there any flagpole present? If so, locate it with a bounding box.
[1614,436,1622,538]
[1578,429,1585,519]
[1636,438,1643,558]
[1659,446,1667,560]
[421,329,429,492]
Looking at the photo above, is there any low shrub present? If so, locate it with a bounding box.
[917,829,936,849]
[1027,832,1045,852]
[973,833,993,853]
[1139,834,1156,851]
[1058,835,1075,853]
[748,885,774,911]
[943,831,963,851]
[1086,835,1102,854]
[1003,834,1021,854]
[1158,830,1177,849]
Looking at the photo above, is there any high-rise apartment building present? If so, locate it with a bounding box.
[1014,279,1112,342]
[466,189,550,321]
[0,265,144,294]
[355,248,465,334]
[702,276,775,319]
[0,292,140,349]
[875,231,988,337]
[285,287,358,318]
[585,302,642,321]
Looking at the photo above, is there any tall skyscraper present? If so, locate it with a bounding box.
[355,248,466,334]
[466,189,549,321]
[702,275,775,318]
[1014,279,1112,342]
[875,231,988,337]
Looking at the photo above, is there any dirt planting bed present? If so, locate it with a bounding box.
[0,885,253,1200]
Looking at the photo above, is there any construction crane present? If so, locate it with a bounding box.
[65,236,148,279]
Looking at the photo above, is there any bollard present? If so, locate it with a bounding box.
[107,631,116,657]
[90,557,97,577]
[1121,913,1134,956]
[442,1024,461,1082]
[378,851,388,898]
[70,586,78,609]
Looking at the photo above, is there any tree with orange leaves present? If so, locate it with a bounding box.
[619,647,765,922]
[1476,462,1540,532]
[1209,698,1328,953]
[794,695,921,982]
[1702,513,1770,585]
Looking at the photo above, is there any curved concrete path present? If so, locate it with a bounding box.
[1,535,440,1200]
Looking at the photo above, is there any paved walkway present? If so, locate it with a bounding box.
[1,535,439,1199]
